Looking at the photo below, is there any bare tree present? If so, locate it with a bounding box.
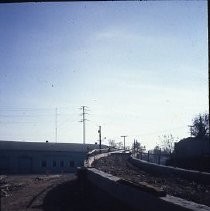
[108,139,117,148]
[132,140,146,153]
[159,134,177,154]
[153,145,161,155]
[116,141,123,149]
[190,113,209,138]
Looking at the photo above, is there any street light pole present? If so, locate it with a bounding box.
[98,126,101,153]
[121,135,127,151]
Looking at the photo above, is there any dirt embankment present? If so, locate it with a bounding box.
[92,154,210,207]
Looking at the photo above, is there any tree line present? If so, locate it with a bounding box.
[107,112,209,155]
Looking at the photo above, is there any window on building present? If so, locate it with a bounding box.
[69,161,75,167]
[53,160,56,167]
[41,160,47,168]
[60,161,64,168]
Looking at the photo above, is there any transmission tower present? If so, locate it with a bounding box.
[55,108,58,143]
[79,106,89,144]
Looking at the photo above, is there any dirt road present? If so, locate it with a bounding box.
[0,174,76,211]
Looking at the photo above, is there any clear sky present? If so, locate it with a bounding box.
[0,1,208,149]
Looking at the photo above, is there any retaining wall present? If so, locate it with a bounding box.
[84,150,127,167]
[80,152,210,211]
[78,167,210,211]
[129,156,210,185]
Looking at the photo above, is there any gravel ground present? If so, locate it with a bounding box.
[92,154,210,207]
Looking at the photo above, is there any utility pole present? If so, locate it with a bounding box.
[55,107,58,143]
[79,106,88,144]
[98,126,101,152]
[121,135,127,151]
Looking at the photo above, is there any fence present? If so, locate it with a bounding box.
[133,151,170,165]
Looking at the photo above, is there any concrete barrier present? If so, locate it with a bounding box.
[80,152,210,211]
[129,156,210,185]
[78,167,210,211]
[84,150,127,167]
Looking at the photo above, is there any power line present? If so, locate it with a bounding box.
[0,107,53,111]
[0,114,53,118]
[131,126,186,137]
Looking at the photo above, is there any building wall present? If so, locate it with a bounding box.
[0,150,86,174]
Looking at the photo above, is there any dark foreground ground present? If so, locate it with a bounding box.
[92,154,210,207]
[1,174,75,211]
[0,174,137,211]
[1,154,210,210]
[43,176,139,211]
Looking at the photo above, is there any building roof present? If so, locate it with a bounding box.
[0,140,106,153]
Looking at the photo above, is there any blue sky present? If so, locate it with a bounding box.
[0,1,208,149]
